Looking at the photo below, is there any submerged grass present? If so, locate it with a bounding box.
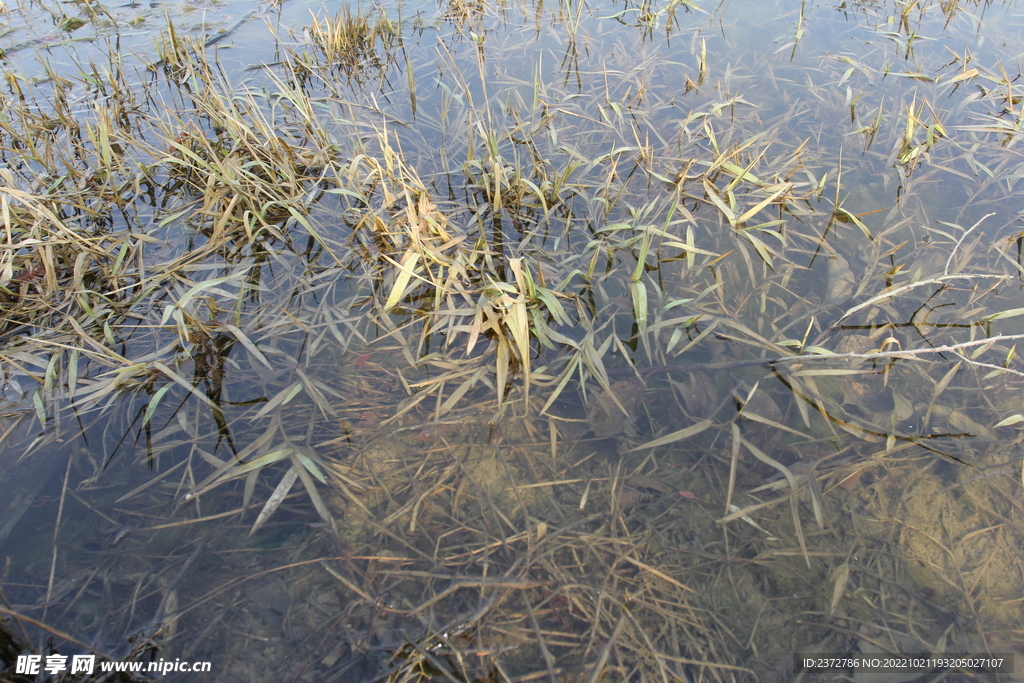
[3,0,1024,679]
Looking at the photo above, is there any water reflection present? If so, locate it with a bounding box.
[3,0,1024,680]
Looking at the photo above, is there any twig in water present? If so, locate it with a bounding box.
[937,452,1024,493]
[630,333,1024,378]
[827,273,1008,330]
[945,213,995,276]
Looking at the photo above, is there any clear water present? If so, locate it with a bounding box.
[2,0,1024,681]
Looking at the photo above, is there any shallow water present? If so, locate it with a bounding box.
[3,0,1024,681]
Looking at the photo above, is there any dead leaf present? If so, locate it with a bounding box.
[587,379,644,437]
[826,253,856,303]
[829,562,850,617]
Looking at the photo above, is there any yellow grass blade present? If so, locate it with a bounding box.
[624,419,712,452]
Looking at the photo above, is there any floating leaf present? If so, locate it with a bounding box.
[384,249,420,312]
[290,452,334,527]
[32,389,46,427]
[152,362,220,412]
[743,231,776,268]
[222,324,273,370]
[252,381,304,420]
[249,467,298,536]
[703,178,736,224]
[293,448,328,484]
[143,385,173,427]
[737,184,790,225]
[174,271,246,312]
[994,414,1024,428]
[829,562,850,617]
[624,419,712,452]
[985,307,1024,321]
[944,68,979,84]
[630,279,648,331]
[534,287,571,326]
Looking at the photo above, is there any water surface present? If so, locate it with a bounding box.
[2,0,1024,681]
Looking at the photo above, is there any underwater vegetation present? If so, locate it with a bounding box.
[2,0,1024,680]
